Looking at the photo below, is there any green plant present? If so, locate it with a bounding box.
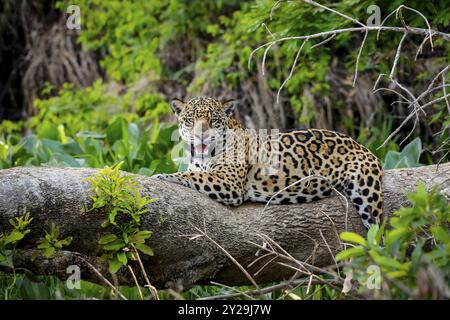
[0,212,33,268]
[357,119,400,160]
[85,162,156,273]
[0,212,33,300]
[336,183,450,299]
[383,138,424,169]
[35,223,73,258]
[0,85,178,173]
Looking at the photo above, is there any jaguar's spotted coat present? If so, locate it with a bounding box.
[155,97,383,228]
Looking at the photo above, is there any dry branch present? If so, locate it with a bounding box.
[252,1,450,149]
[0,164,449,290]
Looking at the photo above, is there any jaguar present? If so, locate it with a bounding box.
[155,97,383,229]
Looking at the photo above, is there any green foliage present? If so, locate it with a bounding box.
[383,138,424,169]
[56,0,241,84]
[85,162,156,273]
[188,0,449,158]
[0,212,33,268]
[0,271,156,300]
[357,119,400,160]
[56,1,163,83]
[336,183,450,298]
[1,0,450,300]
[35,223,73,258]
[0,81,177,174]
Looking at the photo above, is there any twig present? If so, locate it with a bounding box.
[75,254,127,300]
[378,93,450,149]
[131,245,159,300]
[311,33,336,49]
[250,2,450,153]
[191,223,261,293]
[318,210,344,251]
[353,30,369,87]
[199,277,340,300]
[304,0,365,27]
[319,229,340,272]
[209,281,255,300]
[389,33,408,79]
[397,5,434,50]
[415,32,436,60]
[262,23,276,40]
[277,39,308,104]
[248,25,450,70]
[254,233,341,281]
[127,265,144,300]
[443,72,450,115]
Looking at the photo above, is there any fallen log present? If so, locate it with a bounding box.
[0,164,449,290]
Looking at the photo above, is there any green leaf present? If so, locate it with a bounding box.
[129,230,152,244]
[134,243,154,256]
[36,122,59,140]
[335,247,365,261]
[19,277,51,300]
[411,238,425,266]
[109,258,122,273]
[385,227,409,246]
[106,118,127,145]
[386,270,407,279]
[100,220,110,228]
[340,232,367,247]
[375,219,386,245]
[367,224,379,247]
[370,251,403,270]
[400,137,421,163]
[59,236,73,246]
[103,240,126,251]
[4,231,25,244]
[431,226,450,243]
[37,242,51,249]
[383,138,423,169]
[383,151,401,170]
[43,247,56,258]
[98,234,118,245]
[117,252,128,265]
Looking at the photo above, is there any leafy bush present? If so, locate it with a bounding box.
[336,183,450,299]
[0,80,178,174]
[0,212,33,268]
[85,162,156,273]
[35,223,73,259]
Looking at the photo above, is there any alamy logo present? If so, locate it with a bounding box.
[66,5,81,30]
[366,265,381,290]
[367,5,381,26]
[343,264,381,292]
[66,265,81,290]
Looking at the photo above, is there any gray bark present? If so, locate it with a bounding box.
[0,164,449,290]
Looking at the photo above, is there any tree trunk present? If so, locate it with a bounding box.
[0,164,449,290]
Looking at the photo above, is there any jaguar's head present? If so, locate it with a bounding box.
[170,97,237,157]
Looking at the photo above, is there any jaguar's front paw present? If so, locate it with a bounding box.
[153,173,175,182]
[153,174,187,187]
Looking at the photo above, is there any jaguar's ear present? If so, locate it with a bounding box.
[222,99,237,116]
[170,98,185,115]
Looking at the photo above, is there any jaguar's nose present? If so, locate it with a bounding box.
[193,121,211,141]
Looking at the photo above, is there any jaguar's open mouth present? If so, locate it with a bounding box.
[191,141,216,158]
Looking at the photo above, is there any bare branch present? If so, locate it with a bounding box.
[353,30,369,87]
[277,39,308,104]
